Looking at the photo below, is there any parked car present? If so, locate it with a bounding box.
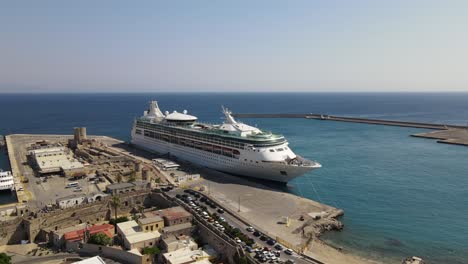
[284,249,294,255]
[253,231,261,237]
[217,208,224,214]
[267,239,276,246]
[274,244,283,250]
[246,226,255,232]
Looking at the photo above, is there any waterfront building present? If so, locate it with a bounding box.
[30,147,85,176]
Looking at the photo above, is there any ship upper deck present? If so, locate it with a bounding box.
[135,118,286,146]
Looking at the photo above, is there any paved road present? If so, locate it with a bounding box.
[167,188,318,264]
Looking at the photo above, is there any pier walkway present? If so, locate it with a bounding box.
[233,113,468,147]
[232,113,467,130]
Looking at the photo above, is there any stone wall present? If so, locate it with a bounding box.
[0,217,27,245]
[28,190,149,244]
[196,221,237,264]
[146,192,177,209]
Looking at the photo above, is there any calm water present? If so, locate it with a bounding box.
[0,93,467,263]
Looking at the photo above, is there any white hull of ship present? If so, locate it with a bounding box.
[131,134,316,183]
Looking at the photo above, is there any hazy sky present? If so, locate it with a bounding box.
[1,1,467,93]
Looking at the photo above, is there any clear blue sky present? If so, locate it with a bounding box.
[1,1,467,93]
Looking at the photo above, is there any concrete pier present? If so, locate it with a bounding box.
[232,113,467,130]
[412,129,468,146]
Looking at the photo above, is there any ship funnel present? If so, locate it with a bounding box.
[146,100,165,119]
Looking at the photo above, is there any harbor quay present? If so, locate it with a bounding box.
[0,131,350,264]
[3,132,166,210]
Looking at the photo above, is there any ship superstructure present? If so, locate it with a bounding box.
[131,101,321,183]
[0,170,14,191]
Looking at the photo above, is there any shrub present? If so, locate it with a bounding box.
[142,246,161,255]
[88,233,112,246]
[0,253,12,264]
[109,216,129,225]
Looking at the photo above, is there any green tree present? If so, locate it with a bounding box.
[109,216,129,225]
[115,174,123,183]
[128,172,136,182]
[0,253,12,264]
[142,246,161,255]
[238,257,248,264]
[110,195,121,232]
[88,233,112,246]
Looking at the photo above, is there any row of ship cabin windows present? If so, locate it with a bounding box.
[139,129,241,159]
[269,147,288,152]
[136,127,246,149]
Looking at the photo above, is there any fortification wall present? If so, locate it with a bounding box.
[196,222,237,264]
[0,217,27,245]
[146,192,177,209]
[25,191,150,244]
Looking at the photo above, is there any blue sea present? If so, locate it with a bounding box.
[1,93,467,263]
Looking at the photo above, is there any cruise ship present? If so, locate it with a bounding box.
[0,170,14,191]
[131,101,321,183]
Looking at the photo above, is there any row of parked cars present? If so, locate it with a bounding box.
[176,189,296,263]
[176,190,229,233]
[245,226,296,263]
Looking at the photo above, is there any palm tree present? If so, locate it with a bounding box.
[110,195,121,232]
[115,174,123,183]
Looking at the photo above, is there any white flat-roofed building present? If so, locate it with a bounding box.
[152,158,180,171]
[162,246,217,264]
[72,256,106,264]
[31,147,85,176]
[55,192,108,209]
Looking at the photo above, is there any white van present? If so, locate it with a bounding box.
[66,182,79,188]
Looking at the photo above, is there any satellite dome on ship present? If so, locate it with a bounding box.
[165,111,197,122]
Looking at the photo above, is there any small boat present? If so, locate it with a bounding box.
[402,256,425,264]
[0,170,15,191]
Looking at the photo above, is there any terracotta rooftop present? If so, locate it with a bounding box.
[63,224,114,242]
[144,206,192,221]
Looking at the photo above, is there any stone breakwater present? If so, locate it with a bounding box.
[300,209,345,245]
[232,113,467,130]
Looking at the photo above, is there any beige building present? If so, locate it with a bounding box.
[31,147,85,176]
[162,235,198,253]
[144,206,193,226]
[117,220,160,250]
[138,215,164,232]
[162,246,217,264]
